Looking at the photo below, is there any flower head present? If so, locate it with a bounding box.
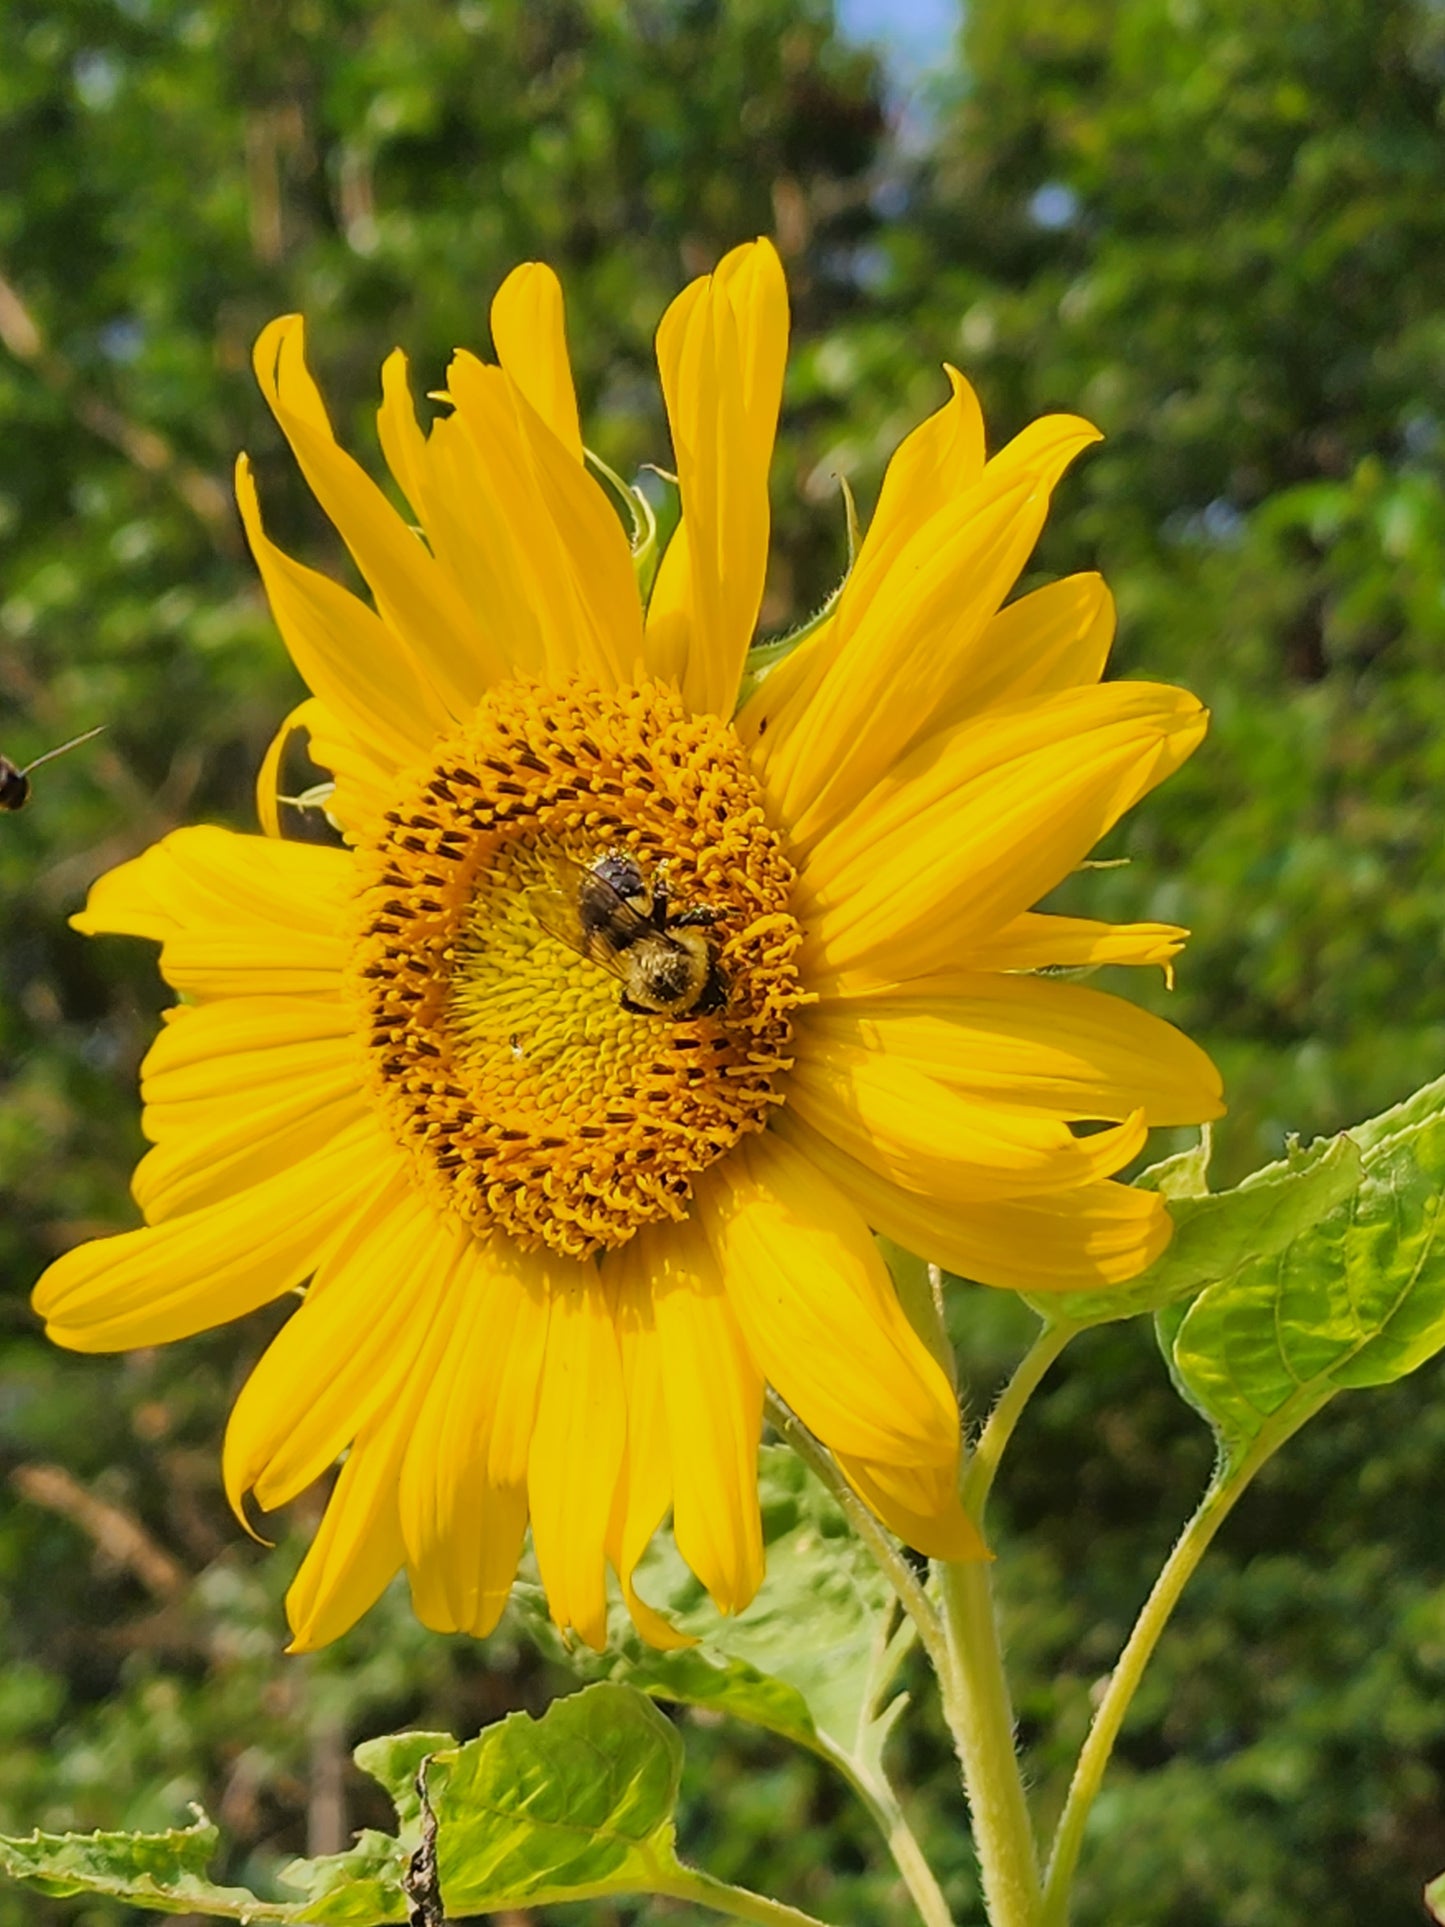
[34,241,1221,1651]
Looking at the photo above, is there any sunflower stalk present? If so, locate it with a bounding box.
[959,1319,1076,1519]
[649,1863,836,1927]
[936,1557,1043,1927]
[824,1748,957,1927]
[1039,1414,1305,1924]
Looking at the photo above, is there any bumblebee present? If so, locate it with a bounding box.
[528,850,726,1018]
[0,726,105,812]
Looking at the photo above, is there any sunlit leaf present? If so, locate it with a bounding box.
[283,1836,408,1927]
[428,1682,684,1912]
[1160,1078,1445,1465]
[278,1731,453,1925]
[0,1814,297,1920]
[0,1734,463,1923]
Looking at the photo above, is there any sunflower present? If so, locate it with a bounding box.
[33,240,1221,1653]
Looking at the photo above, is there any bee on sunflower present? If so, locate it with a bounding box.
[33,240,1221,1653]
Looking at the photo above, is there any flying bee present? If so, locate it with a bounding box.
[0,726,105,812]
[528,849,727,1018]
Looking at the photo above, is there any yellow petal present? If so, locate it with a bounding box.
[132,996,362,1222]
[647,238,788,717]
[957,911,1192,976]
[603,1249,691,1650]
[810,912,1193,998]
[235,454,449,772]
[133,1083,364,1226]
[732,610,839,772]
[72,826,352,1003]
[285,1208,509,1651]
[644,509,697,694]
[736,369,983,771]
[766,415,1101,843]
[739,367,991,767]
[645,1215,764,1615]
[843,365,987,620]
[806,681,1201,893]
[751,562,1117,832]
[800,976,1223,1127]
[254,695,394,840]
[399,1237,549,1638]
[697,1134,959,1470]
[444,351,644,686]
[222,1174,449,1519]
[798,685,1207,981]
[787,1036,1149,1202]
[490,262,584,460]
[834,1452,985,1561]
[141,991,353,1093]
[285,1408,410,1653]
[527,1266,626,1651]
[923,571,1115,739]
[776,1110,1172,1293]
[34,1116,395,1351]
[252,316,505,714]
[380,375,549,681]
[255,699,307,839]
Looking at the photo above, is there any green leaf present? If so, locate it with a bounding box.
[351,1731,455,1828]
[0,1814,298,1920]
[278,1731,453,1925]
[512,1447,892,1762]
[1028,1128,1364,1330]
[0,1734,468,1924]
[1342,1068,1445,1157]
[1135,1125,1215,1198]
[429,1682,684,1913]
[1161,1081,1445,1467]
[281,1834,409,1927]
[1425,1866,1445,1922]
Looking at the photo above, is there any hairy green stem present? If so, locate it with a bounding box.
[937,1559,1042,1927]
[912,1320,1073,1926]
[765,1391,952,1682]
[821,1738,955,1927]
[652,1863,836,1925]
[960,1322,1075,1521]
[1039,1468,1251,1924]
[866,1777,957,1927]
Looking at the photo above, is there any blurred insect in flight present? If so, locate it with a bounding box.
[0,726,105,813]
[529,848,726,1017]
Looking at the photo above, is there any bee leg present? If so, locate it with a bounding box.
[648,868,672,931]
[619,991,654,1016]
[693,969,728,1013]
[671,904,720,929]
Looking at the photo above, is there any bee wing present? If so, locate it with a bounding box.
[529,884,627,979]
[527,857,654,984]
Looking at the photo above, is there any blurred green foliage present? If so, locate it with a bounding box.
[3,0,1445,1922]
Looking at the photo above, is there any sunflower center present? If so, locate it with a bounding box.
[347,677,804,1258]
